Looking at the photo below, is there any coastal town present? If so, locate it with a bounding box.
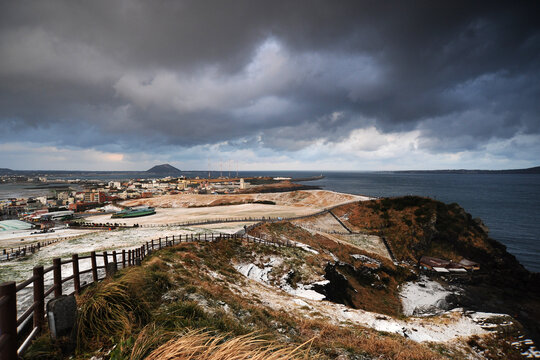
[0,174,279,220]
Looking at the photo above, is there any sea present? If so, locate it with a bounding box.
[1,171,539,272]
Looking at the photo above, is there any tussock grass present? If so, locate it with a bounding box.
[154,301,246,336]
[145,330,318,360]
[77,280,150,350]
[130,323,174,360]
[76,261,171,351]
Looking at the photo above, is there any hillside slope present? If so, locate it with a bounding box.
[24,196,538,359]
[25,236,525,360]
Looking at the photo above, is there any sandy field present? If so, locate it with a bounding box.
[121,190,365,209]
[86,190,366,226]
[85,204,319,226]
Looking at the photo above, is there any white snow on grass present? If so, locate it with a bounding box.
[400,276,454,316]
[234,259,327,301]
[229,273,511,344]
[289,240,319,254]
[279,278,327,301]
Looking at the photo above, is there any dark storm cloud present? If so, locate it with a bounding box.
[1,0,539,155]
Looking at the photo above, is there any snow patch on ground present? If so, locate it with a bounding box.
[351,254,381,268]
[230,276,510,344]
[279,274,327,301]
[234,259,327,301]
[235,257,281,283]
[400,276,455,316]
[290,241,319,254]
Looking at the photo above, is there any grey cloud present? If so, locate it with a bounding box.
[1,0,539,158]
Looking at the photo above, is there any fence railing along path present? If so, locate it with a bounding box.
[1,239,61,262]
[0,232,295,360]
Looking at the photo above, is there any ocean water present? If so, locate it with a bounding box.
[2,171,539,272]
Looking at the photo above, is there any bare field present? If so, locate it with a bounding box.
[85,203,317,226]
[292,212,350,233]
[86,190,367,226]
[121,190,366,209]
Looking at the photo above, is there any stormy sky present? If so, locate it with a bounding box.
[1,1,539,171]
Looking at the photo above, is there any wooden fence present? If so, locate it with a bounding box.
[1,239,61,261]
[0,232,294,360]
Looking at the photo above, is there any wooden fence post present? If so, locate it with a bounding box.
[112,251,118,268]
[91,251,98,282]
[103,251,109,276]
[151,239,154,249]
[72,254,80,295]
[53,258,62,297]
[32,266,44,333]
[0,281,17,360]
[159,238,162,249]
[122,250,126,268]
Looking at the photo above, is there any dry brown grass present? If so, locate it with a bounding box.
[297,319,446,360]
[76,262,170,351]
[145,330,318,360]
[130,323,175,360]
[332,197,502,265]
[76,280,149,350]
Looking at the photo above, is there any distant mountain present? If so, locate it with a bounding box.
[396,166,540,174]
[146,164,182,174]
[496,166,540,174]
[0,168,14,175]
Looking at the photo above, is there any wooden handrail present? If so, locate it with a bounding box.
[15,276,37,292]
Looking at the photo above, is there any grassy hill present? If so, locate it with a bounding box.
[331,196,522,270]
[23,196,537,360]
